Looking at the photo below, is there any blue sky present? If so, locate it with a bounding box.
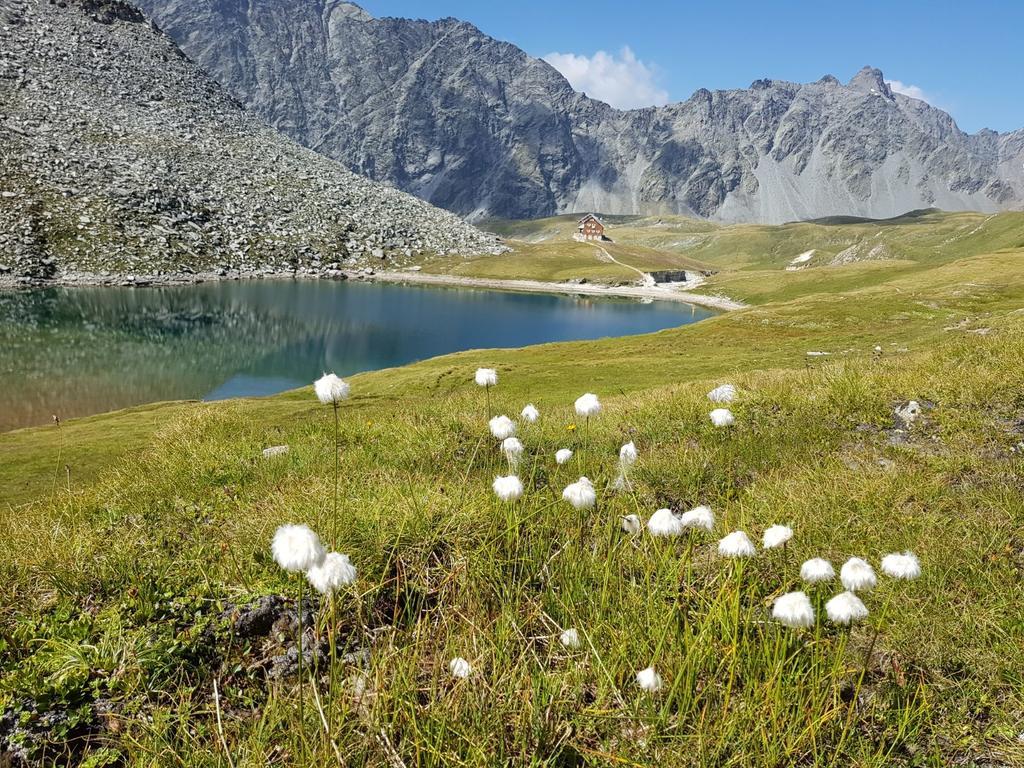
[359,1,1022,134]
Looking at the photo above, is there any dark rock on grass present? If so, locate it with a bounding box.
[231,594,287,638]
[229,594,317,639]
[267,629,330,680]
[0,698,101,766]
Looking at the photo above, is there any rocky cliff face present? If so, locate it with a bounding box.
[135,0,1024,223]
[0,0,502,283]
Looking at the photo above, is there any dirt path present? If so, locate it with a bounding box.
[362,270,747,312]
[592,245,656,287]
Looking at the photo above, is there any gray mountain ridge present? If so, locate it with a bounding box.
[0,0,501,284]
[135,0,1024,223]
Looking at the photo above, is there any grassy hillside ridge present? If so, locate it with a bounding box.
[464,210,1024,306]
[2,212,1024,763]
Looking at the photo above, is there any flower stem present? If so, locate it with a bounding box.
[332,402,340,550]
[328,594,337,737]
[297,577,306,745]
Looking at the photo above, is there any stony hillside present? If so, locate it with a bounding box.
[0,0,502,284]
[137,0,1024,224]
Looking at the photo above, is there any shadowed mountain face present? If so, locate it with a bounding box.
[135,1,1024,223]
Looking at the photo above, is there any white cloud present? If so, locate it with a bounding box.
[543,46,669,110]
[886,79,931,104]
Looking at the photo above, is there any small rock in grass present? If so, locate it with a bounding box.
[894,401,922,428]
[262,444,289,458]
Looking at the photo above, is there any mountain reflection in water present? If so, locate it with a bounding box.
[0,279,714,431]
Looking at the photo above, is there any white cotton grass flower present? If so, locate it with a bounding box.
[489,415,516,440]
[647,508,684,537]
[501,437,524,462]
[271,524,326,573]
[306,552,357,594]
[707,383,737,404]
[718,530,756,558]
[449,657,472,679]
[710,408,735,428]
[313,373,350,405]
[559,628,581,649]
[574,392,601,417]
[800,557,835,584]
[619,441,638,466]
[636,666,663,692]
[621,514,642,535]
[772,591,815,629]
[825,591,869,625]
[562,477,596,509]
[492,474,523,502]
[520,403,539,423]
[762,524,793,550]
[840,557,877,592]
[475,368,497,387]
[680,505,715,531]
[880,551,921,581]
[555,448,573,465]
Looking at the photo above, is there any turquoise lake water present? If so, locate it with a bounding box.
[0,279,714,431]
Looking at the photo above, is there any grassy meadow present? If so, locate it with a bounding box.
[2,210,1024,765]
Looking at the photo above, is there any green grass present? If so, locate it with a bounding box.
[467,209,1024,307]
[2,213,1024,765]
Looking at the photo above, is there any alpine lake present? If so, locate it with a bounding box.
[0,279,715,431]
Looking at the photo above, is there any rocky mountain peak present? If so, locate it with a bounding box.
[847,65,893,98]
[331,1,371,22]
[133,2,1024,223]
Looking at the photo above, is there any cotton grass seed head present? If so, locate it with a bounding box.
[762,524,793,550]
[707,383,737,404]
[621,514,642,535]
[718,530,756,558]
[559,628,581,649]
[881,551,921,580]
[840,557,877,592]
[562,477,596,509]
[636,666,663,692]
[271,524,325,573]
[449,657,472,679]
[475,368,497,387]
[313,373,350,405]
[574,392,601,417]
[501,437,524,459]
[520,403,539,423]
[619,441,638,466]
[489,415,516,440]
[800,557,835,584]
[680,505,715,531]
[772,591,815,628]
[492,474,523,502]
[306,552,357,594]
[825,591,869,625]
[555,448,573,464]
[710,408,735,427]
[647,508,683,537]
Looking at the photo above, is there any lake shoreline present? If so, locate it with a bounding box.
[0,268,744,311]
[367,270,746,312]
